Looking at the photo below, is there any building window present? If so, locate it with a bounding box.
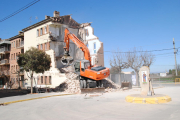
[45,76,47,84]
[41,44,43,50]
[14,41,15,47]
[37,29,39,37]
[11,42,13,48]
[14,53,15,60]
[93,42,96,53]
[11,66,13,72]
[37,45,39,49]
[85,29,89,36]
[44,26,47,34]
[16,53,18,60]
[45,43,47,50]
[49,76,51,84]
[41,76,43,84]
[37,77,39,84]
[40,28,42,35]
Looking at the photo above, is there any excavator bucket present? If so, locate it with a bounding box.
[61,55,74,65]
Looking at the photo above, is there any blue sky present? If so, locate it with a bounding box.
[0,0,180,73]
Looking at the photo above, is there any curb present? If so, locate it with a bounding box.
[0,94,72,105]
[125,95,171,104]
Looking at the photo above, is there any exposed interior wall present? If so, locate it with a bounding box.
[79,25,104,66]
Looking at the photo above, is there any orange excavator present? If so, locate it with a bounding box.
[61,28,110,89]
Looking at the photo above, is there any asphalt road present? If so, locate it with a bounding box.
[0,86,180,120]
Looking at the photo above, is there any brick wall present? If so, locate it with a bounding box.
[10,38,24,88]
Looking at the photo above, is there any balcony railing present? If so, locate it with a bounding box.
[0,70,10,76]
[16,41,24,48]
[0,85,3,88]
[0,47,10,53]
[0,59,9,65]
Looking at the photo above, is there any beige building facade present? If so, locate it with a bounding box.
[22,11,81,88]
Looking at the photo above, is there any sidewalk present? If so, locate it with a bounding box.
[0,92,72,105]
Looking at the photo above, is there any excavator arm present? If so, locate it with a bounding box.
[61,28,92,66]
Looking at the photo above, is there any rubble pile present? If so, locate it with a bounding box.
[59,66,121,94]
[103,78,121,89]
[59,66,81,94]
[103,78,121,92]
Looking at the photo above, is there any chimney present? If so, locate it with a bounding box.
[45,15,50,19]
[18,31,23,34]
[53,11,60,17]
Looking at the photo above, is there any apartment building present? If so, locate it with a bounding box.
[22,11,81,88]
[9,32,24,89]
[0,39,11,89]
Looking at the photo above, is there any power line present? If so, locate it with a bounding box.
[0,0,40,22]
[153,65,175,66]
[154,52,173,56]
[104,47,180,53]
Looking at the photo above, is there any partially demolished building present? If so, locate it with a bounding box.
[0,11,105,89]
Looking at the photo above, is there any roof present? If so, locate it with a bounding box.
[8,33,24,41]
[0,39,10,45]
[22,15,80,32]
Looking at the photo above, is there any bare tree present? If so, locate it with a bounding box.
[141,51,155,67]
[109,49,129,73]
[127,48,155,86]
[127,48,143,86]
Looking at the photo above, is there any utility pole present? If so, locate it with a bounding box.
[173,38,178,76]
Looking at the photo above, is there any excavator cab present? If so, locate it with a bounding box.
[74,60,90,75]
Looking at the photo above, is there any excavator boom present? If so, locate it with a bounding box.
[61,28,91,66]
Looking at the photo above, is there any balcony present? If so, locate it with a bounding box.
[0,70,10,76]
[16,41,24,49]
[0,59,9,65]
[0,47,10,54]
[0,85,3,88]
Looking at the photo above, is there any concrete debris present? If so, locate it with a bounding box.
[59,66,122,94]
[59,72,81,94]
[103,78,121,89]
[61,65,75,73]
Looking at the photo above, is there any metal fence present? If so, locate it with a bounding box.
[108,73,133,88]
